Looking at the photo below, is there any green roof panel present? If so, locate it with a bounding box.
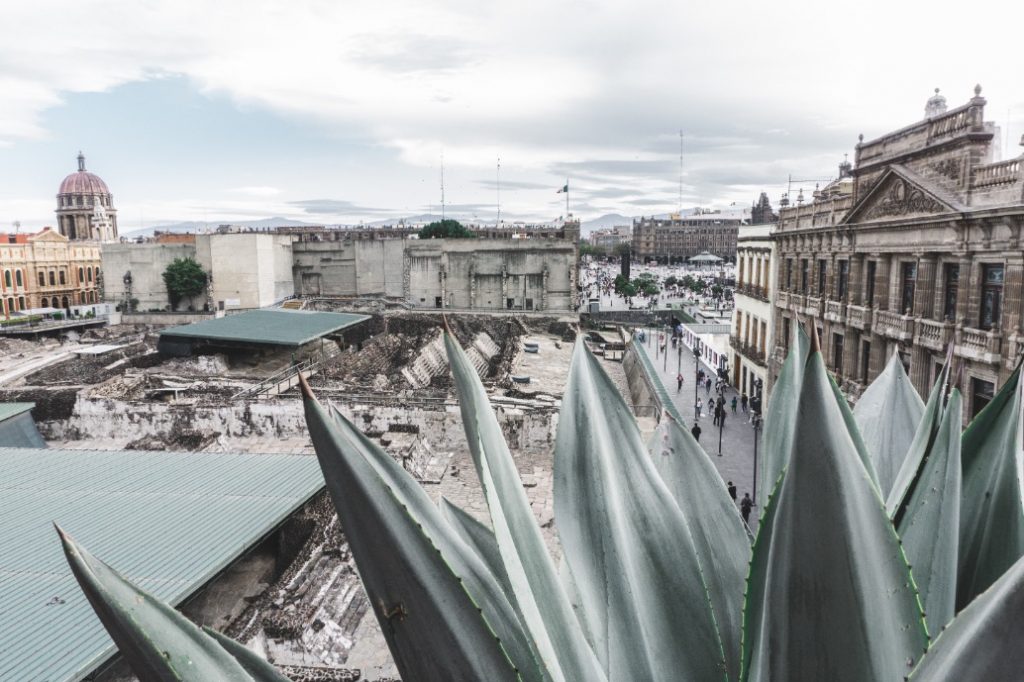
[159,309,370,347]
[0,447,325,681]
[0,402,35,422]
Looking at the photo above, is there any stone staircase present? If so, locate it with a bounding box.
[401,331,500,388]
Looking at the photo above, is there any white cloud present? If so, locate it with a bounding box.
[0,0,1022,223]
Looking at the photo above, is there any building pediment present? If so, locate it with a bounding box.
[842,166,961,224]
[29,228,69,243]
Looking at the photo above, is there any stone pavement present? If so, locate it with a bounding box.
[636,325,763,526]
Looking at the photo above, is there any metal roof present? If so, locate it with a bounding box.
[159,309,370,347]
[0,402,34,422]
[0,447,325,682]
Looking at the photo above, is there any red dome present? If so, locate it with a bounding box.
[58,171,110,196]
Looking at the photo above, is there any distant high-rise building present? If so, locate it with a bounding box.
[56,152,118,242]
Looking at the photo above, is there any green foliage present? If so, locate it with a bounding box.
[56,322,1024,682]
[664,275,678,287]
[418,219,476,239]
[162,258,207,309]
[579,242,607,258]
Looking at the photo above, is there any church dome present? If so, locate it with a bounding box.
[58,152,110,195]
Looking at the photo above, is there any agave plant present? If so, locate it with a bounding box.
[55,324,1024,681]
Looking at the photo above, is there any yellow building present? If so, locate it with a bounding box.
[1,228,102,318]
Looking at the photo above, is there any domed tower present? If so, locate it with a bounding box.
[55,152,118,241]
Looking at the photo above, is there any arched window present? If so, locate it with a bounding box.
[17,296,24,310]
[87,268,93,282]
[61,296,69,309]
[6,297,13,314]
[59,271,66,285]
[78,267,84,282]
[94,267,101,280]
[38,271,46,287]
[15,270,22,287]
[3,270,10,288]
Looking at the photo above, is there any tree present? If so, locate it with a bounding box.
[419,219,476,239]
[580,242,608,258]
[664,275,678,288]
[162,258,207,310]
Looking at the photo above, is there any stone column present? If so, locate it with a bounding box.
[910,344,930,397]
[501,267,508,307]
[849,254,864,305]
[1001,254,1024,335]
[868,332,888,380]
[962,255,979,328]
[875,254,892,311]
[914,254,937,320]
[842,328,859,384]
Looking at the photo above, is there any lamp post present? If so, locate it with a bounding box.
[751,412,763,506]
[693,337,702,421]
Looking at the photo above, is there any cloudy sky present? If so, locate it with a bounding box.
[1,0,1022,233]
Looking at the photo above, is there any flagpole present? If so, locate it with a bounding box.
[565,178,570,217]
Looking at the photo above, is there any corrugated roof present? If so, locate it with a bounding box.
[0,402,34,422]
[159,309,370,347]
[0,447,325,682]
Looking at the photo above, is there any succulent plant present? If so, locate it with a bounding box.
[56,325,1024,681]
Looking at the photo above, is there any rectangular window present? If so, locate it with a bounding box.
[783,317,791,352]
[833,333,844,376]
[785,259,793,290]
[860,340,871,383]
[980,264,1004,331]
[801,259,809,294]
[971,377,995,419]
[901,262,917,314]
[837,260,849,302]
[865,260,877,306]
[818,259,827,296]
[943,263,960,321]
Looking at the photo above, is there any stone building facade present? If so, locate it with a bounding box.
[55,153,118,242]
[1,228,102,316]
[632,211,743,262]
[769,86,1024,419]
[730,223,776,402]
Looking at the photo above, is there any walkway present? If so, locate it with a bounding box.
[635,325,763,525]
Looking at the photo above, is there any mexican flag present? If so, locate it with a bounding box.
[556,183,568,193]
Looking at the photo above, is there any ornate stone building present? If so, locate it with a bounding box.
[730,223,776,402]
[769,86,1024,418]
[632,210,744,262]
[1,228,103,317]
[56,152,118,242]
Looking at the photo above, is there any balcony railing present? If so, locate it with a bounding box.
[824,300,845,322]
[805,296,822,317]
[736,283,769,303]
[775,291,793,309]
[846,305,872,331]
[957,327,1002,365]
[916,318,954,352]
[730,335,767,367]
[875,309,915,341]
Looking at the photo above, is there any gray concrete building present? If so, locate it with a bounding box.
[102,241,197,311]
[769,86,1024,419]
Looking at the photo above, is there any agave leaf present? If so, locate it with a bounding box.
[886,361,951,519]
[649,415,750,680]
[758,324,809,508]
[742,348,928,682]
[202,627,291,681]
[439,497,515,603]
[957,366,1024,610]
[443,332,606,682]
[909,553,1024,680]
[302,387,534,682]
[896,389,962,633]
[853,352,925,497]
[828,368,880,489]
[555,342,726,681]
[55,525,256,682]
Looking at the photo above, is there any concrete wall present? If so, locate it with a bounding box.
[101,242,197,310]
[195,233,295,310]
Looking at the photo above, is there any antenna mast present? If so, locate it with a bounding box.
[678,130,684,216]
[440,151,446,222]
[496,156,501,228]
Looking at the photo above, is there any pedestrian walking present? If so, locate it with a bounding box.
[712,405,720,426]
[691,423,702,442]
[741,392,748,413]
[677,372,684,392]
[705,377,711,394]
[727,481,737,500]
[741,493,753,523]
[695,399,703,419]
[731,396,738,413]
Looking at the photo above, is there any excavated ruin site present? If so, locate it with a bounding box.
[0,311,640,680]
